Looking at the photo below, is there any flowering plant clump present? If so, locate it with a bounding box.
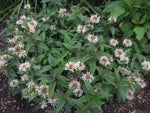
[0,0,150,112]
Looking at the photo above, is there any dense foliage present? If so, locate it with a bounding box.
[0,0,150,113]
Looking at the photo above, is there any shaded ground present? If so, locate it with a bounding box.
[0,21,150,113]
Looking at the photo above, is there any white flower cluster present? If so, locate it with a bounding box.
[50,25,56,31]
[0,54,12,68]
[58,8,67,17]
[123,39,132,47]
[42,17,49,22]
[141,60,150,71]
[108,16,117,23]
[65,61,85,72]
[21,74,29,81]
[10,79,19,88]
[110,38,132,47]
[99,56,113,66]
[90,14,100,23]
[82,72,94,83]
[126,86,135,100]
[118,68,147,89]
[40,97,58,109]
[19,62,31,72]
[115,49,129,64]
[77,25,87,33]
[69,80,83,97]
[110,38,118,46]
[16,15,30,28]
[86,34,99,43]
[24,4,31,9]
[38,85,49,98]
[27,19,38,33]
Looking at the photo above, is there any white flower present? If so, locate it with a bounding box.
[108,16,117,23]
[48,97,57,106]
[19,62,30,72]
[24,4,31,9]
[10,79,19,88]
[29,27,36,33]
[126,89,134,100]
[90,14,100,23]
[27,81,38,91]
[58,8,67,17]
[38,85,49,98]
[8,47,15,52]
[50,25,56,30]
[86,34,99,43]
[21,74,29,81]
[16,19,23,25]
[0,60,7,68]
[13,28,19,34]
[118,67,132,75]
[120,56,129,64]
[73,88,83,97]
[8,38,16,44]
[74,61,85,71]
[14,35,23,40]
[33,65,41,70]
[109,39,118,46]
[0,54,12,60]
[20,15,26,20]
[114,49,125,58]
[141,60,150,71]
[42,17,49,22]
[99,56,111,66]
[95,87,102,93]
[27,19,38,28]
[19,50,27,58]
[123,39,132,47]
[137,80,146,88]
[77,25,87,33]
[69,80,81,92]
[65,61,75,72]
[82,72,94,83]
[41,101,47,109]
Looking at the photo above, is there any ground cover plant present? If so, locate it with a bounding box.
[0,0,150,113]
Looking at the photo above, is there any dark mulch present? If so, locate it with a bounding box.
[0,21,150,113]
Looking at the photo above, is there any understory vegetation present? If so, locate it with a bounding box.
[0,0,150,113]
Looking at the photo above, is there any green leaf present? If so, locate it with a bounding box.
[65,102,71,113]
[56,75,69,81]
[40,65,51,73]
[55,100,65,113]
[55,67,64,77]
[64,87,76,97]
[49,81,56,99]
[92,94,103,111]
[110,6,125,17]
[26,42,34,52]
[89,62,96,74]
[40,32,45,42]
[121,21,133,37]
[71,99,84,108]
[84,81,94,94]
[78,95,91,103]
[39,42,49,50]
[133,26,145,41]
[81,54,94,62]
[41,0,51,3]
[48,54,55,65]
[109,26,115,36]
[105,74,116,86]
[7,69,17,77]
